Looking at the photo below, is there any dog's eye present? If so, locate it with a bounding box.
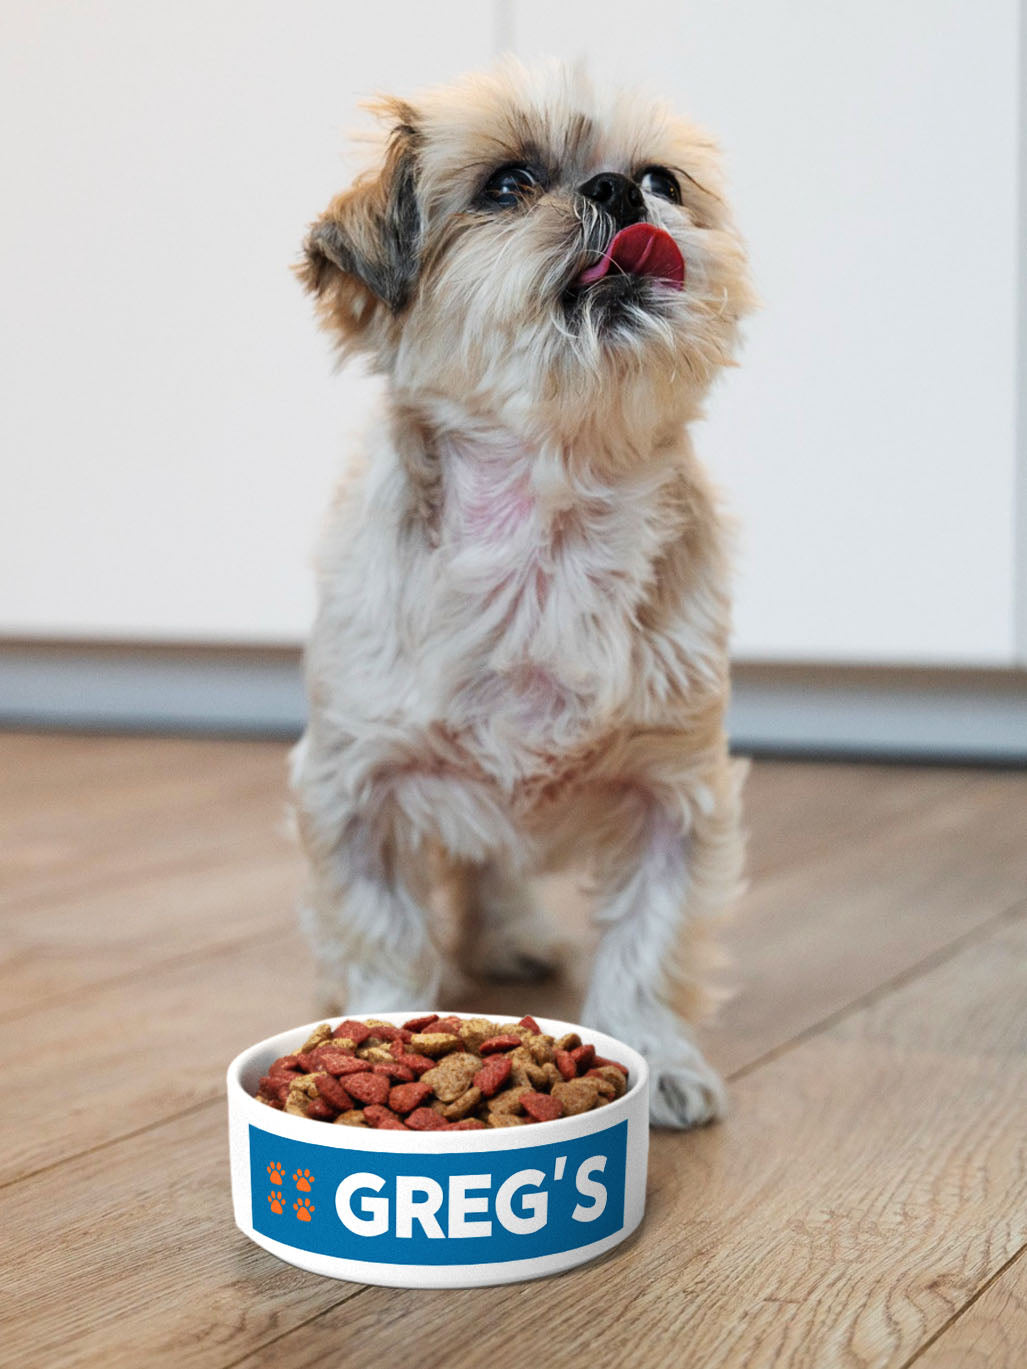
[482,164,540,209]
[639,167,681,204]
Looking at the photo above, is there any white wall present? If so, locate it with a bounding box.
[1,1,1024,665]
[0,1,492,643]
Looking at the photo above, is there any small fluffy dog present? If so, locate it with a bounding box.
[290,59,754,1127]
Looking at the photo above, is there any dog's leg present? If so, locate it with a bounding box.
[299,825,447,1014]
[455,858,563,982]
[582,761,745,1128]
[291,736,449,1014]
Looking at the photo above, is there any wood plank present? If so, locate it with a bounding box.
[707,770,1027,1075]
[0,738,975,1029]
[0,1103,362,1369]
[0,732,283,819]
[912,1249,1027,1368]
[1,739,1023,1369]
[0,851,300,1018]
[0,736,292,910]
[740,760,972,879]
[0,937,316,1186]
[1,749,1020,1190]
[0,738,967,910]
[229,909,1027,1369]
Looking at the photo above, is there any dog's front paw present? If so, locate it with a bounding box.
[648,1053,726,1129]
[312,961,444,1018]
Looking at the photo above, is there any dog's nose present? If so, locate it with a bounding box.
[578,172,646,229]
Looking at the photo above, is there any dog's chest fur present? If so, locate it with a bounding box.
[313,419,722,811]
[410,431,690,785]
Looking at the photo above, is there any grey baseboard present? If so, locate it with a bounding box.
[728,663,1027,763]
[0,641,306,739]
[1,642,1025,763]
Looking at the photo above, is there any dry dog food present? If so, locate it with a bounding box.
[255,1015,629,1130]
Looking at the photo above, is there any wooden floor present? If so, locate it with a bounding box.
[2,733,1026,1368]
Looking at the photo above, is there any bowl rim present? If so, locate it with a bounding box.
[227,1010,649,1151]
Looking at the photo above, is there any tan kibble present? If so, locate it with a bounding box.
[525,1034,556,1066]
[356,1044,396,1064]
[256,1015,625,1130]
[592,1065,627,1099]
[540,1061,563,1089]
[298,1023,334,1054]
[436,1085,483,1120]
[408,1032,463,1057]
[457,1017,500,1051]
[487,1086,526,1117]
[333,1109,367,1126]
[284,1074,320,1116]
[505,1046,540,1088]
[552,1077,602,1116]
[421,1052,480,1101]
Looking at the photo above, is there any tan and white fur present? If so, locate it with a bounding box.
[290,59,754,1127]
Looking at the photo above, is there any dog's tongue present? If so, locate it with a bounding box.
[577,223,685,288]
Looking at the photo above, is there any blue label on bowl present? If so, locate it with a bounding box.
[250,1120,627,1265]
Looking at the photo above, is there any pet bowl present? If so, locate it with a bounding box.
[227,1011,649,1288]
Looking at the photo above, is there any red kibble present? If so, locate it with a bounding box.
[344,1072,391,1107]
[364,1104,408,1130]
[312,1050,368,1077]
[479,1034,522,1054]
[389,1081,433,1115]
[473,1055,512,1098]
[554,1050,577,1081]
[255,1015,621,1130]
[365,1023,412,1044]
[315,1074,355,1111]
[569,1044,595,1073]
[520,1091,564,1122]
[306,1097,336,1121]
[405,1107,450,1131]
[592,1055,630,1078]
[393,1052,437,1077]
[372,1061,415,1082]
[258,1074,292,1105]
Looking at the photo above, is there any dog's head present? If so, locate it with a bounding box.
[299,59,753,434]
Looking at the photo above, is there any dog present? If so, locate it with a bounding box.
[290,58,754,1127]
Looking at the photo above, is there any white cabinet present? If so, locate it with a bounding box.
[2,1,1024,666]
[507,0,1025,665]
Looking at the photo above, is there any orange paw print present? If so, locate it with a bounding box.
[293,1168,315,1192]
[267,1191,285,1214]
[266,1163,284,1185]
[294,1198,315,1222]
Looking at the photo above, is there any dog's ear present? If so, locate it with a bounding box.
[297,103,422,347]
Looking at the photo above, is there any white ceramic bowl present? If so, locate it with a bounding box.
[227,1011,649,1288]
